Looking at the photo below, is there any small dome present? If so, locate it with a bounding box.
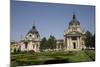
[28,25,39,35]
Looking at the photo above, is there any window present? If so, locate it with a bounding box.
[24,42,28,49]
[29,34,31,37]
[29,34,32,38]
[72,36,77,40]
[37,35,39,38]
[72,27,77,31]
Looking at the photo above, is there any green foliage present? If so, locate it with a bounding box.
[40,35,56,51]
[19,51,27,54]
[28,50,35,54]
[84,50,95,61]
[11,50,95,66]
[40,37,47,51]
[47,35,56,49]
[17,49,21,53]
[85,31,95,48]
[14,49,17,54]
[91,34,95,48]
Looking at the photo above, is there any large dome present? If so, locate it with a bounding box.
[69,14,80,25]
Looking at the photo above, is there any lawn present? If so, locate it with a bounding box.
[11,50,95,67]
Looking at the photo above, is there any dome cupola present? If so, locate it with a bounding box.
[28,25,39,35]
[69,14,80,25]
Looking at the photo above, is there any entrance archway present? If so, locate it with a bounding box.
[73,42,76,49]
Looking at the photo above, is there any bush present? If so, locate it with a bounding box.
[27,50,35,54]
[20,51,27,54]
[84,50,95,61]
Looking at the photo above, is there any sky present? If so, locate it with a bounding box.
[11,0,95,41]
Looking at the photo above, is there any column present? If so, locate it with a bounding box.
[77,37,80,49]
[38,43,39,51]
[36,42,40,52]
[21,42,25,51]
[65,39,67,49]
[28,41,33,51]
[64,37,67,50]
[67,37,69,50]
[69,37,71,50]
[60,44,61,49]
[79,37,82,49]
[34,44,36,52]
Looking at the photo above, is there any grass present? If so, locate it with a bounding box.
[11,50,95,67]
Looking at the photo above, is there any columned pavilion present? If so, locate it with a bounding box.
[64,14,86,51]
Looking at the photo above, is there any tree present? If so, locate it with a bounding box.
[17,48,21,54]
[40,35,57,51]
[14,48,17,54]
[47,35,56,49]
[85,31,95,49]
[91,34,95,48]
[40,37,47,51]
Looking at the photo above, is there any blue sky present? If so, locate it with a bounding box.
[11,0,95,41]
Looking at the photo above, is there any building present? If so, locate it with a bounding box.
[10,41,20,53]
[64,14,86,51]
[11,13,86,53]
[56,39,64,50]
[20,25,41,52]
